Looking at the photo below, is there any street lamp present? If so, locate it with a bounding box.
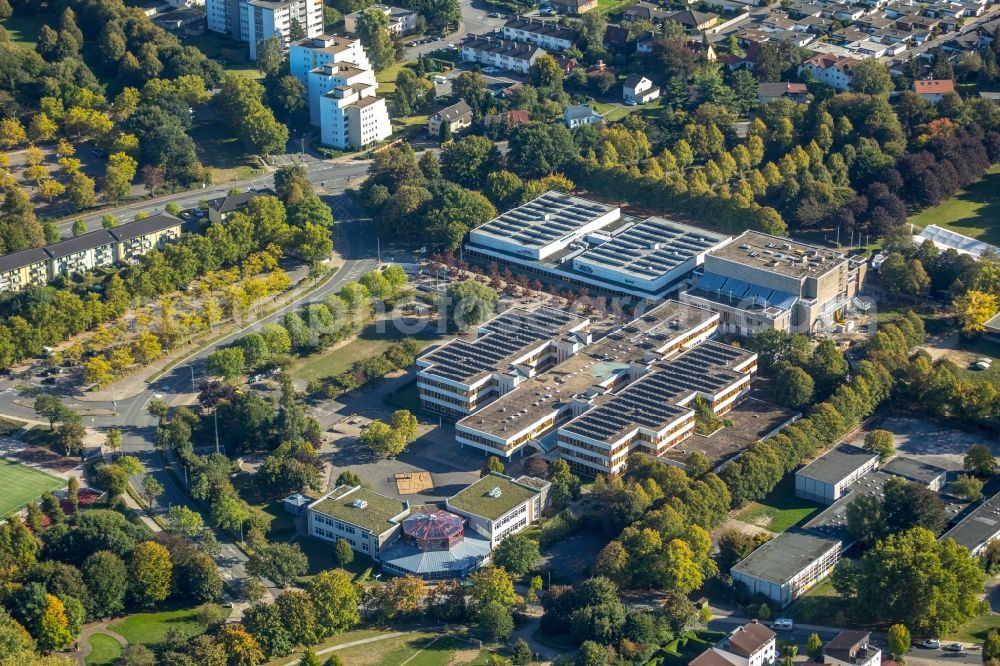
[181,363,195,391]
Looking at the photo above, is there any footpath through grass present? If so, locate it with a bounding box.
[734,475,822,533]
[908,163,1000,246]
[0,458,65,516]
[267,629,495,666]
[85,634,123,666]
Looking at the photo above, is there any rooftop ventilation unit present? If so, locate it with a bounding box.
[352,499,368,509]
[488,487,503,498]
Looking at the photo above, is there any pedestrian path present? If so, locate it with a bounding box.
[73,621,129,665]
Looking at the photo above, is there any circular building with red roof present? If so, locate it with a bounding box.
[401,510,465,552]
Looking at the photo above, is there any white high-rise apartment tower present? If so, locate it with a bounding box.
[207,0,323,60]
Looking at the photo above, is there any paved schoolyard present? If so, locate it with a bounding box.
[847,415,998,472]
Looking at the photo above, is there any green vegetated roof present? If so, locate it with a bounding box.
[447,474,539,521]
[311,486,408,534]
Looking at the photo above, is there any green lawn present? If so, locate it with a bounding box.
[293,535,379,584]
[109,604,227,646]
[783,577,851,625]
[0,458,64,516]
[647,632,717,666]
[956,338,1000,385]
[595,0,633,16]
[947,611,1000,643]
[321,631,492,666]
[1,14,47,49]
[188,120,262,184]
[291,321,436,383]
[908,163,1000,246]
[85,634,123,666]
[376,60,414,95]
[185,32,263,78]
[264,629,389,665]
[735,475,822,533]
[0,416,26,436]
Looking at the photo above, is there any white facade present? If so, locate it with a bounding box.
[207,0,239,37]
[290,34,371,83]
[308,62,377,125]
[344,5,418,35]
[502,17,578,50]
[319,86,391,149]
[798,54,857,90]
[239,0,323,60]
[623,75,660,104]
[460,37,543,74]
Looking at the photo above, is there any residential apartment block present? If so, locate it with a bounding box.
[460,36,544,74]
[293,35,391,150]
[208,0,323,59]
[680,230,868,336]
[797,53,859,90]
[427,100,474,136]
[502,16,579,51]
[0,214,184,293]
[344,5,417,36]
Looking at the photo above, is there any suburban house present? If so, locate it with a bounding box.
[548,0,598,14]
[460,36,545,74]
[206,189,275,223]
[824,631,882,666]
[757,81,809,104]
[623,74,660,104]
[563,103,603,128]
[484,109,531,130]
[913,78,955,101]
[623,0,671,23]
[427,100,474,136]
[344,4,417,36]
[669,8,720,31]
[503,16,579,51]
[797,53,858,90]
[794,444,880,504]
[714,621,777,666]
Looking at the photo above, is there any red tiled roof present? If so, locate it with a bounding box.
[914,79,954,93]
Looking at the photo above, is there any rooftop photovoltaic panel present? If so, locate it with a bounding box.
[420,306,587,384]
[474,192,616,249]
[575,218,728,278]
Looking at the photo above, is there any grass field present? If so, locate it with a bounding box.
[109,604,227,646]
[318,631,492,666]
[735,475,822,533]
[291,321,436,383]
[376,60,414,95]
[784,577,851,625]
[947,611,1000,643]
[188,121,262,184]
[185,33,263,79]
[0,458,64,516]
[908,163,1000,246]
[1,14,46,49]
[85,634,123,666]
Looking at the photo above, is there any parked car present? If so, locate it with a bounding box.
[431,75,447,84]
[482,66,500,74]
[919,639,940,649]
[771,618,794,631]
[973,357,993,370]
[944,644,965,653]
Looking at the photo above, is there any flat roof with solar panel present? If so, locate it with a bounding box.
[457,301,720,438]
[573,217,730,282]
[418,305,589,385]
[466,193,732,298]
[560,339,755,445]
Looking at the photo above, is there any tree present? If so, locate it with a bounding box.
[888,623,910,661]
[333,538,354,569]
[208,347,245,381]
[216,623,265,666]
[864,429,895,463]
[851,59,893,95]
[256,37,284,78]
[508,123,576,178]
[952,475,984,501]
[34,394,69,430]
[807,633,824,660]
[357,7,395,72]
[856,528,983,635]
[513,638,532,665]
[446,279,498,331]
[216,74,289,156]
[128,541,173,607]
[301,650,322,666]
[492,534,540,577]
[310,569,360,636]
[66,171,97,208]
[167,505,204,537]
[102,152,138,202]
[0,117,26,148]
[965,444,996,476]
[478,602,515,641]
[984,630,1000,665]
[247,541,308,587]
[772,362,814,408]
[883,477,946,535]
[529,53,562,90]
[953,291,999,334]
[141,474,164,507]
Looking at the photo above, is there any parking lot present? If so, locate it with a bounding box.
[847,415,997,472]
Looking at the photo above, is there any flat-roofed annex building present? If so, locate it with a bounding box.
[416,305,591,417]
[465,191,732,299]
[731,530,842,608]
[681,230,868,336]
[445,472,549,546]
[794,444,879,504]
[307,485,410,559]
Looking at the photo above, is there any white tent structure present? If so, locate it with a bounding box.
[913,224,999,259]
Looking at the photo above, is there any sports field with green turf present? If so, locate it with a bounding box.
[0,458,64,516]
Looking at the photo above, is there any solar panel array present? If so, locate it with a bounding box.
[576,218,727,277]
[475,192,613,249]
[561,340,750,444]
[692,272,799,310]
[420,307,584,383]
